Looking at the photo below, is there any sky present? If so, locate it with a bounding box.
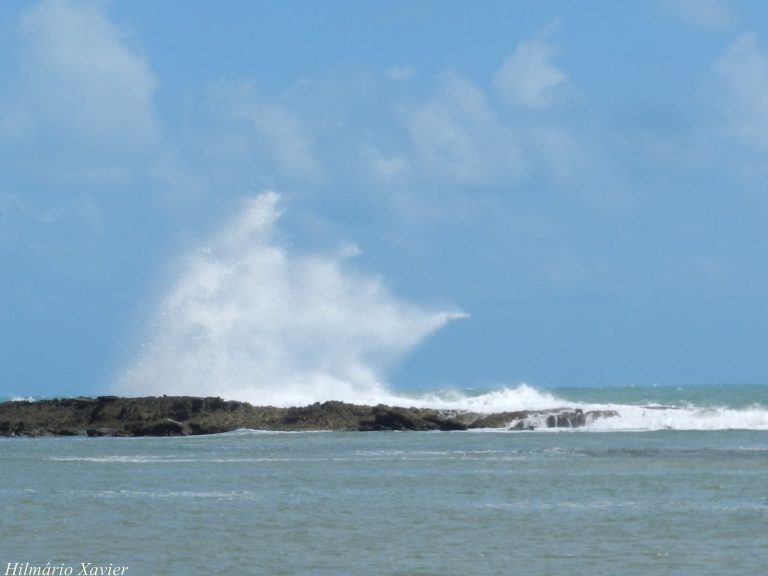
[2,0,768,400]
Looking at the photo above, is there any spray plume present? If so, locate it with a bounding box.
[117,192,466,406]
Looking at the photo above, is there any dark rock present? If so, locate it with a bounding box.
[546,413,587,428]
[539,409,619,429]
[372,406,420,430]
[0,396,619,437]
[470,411,530,429]
[126,419,187,437]
[422,415,468,431]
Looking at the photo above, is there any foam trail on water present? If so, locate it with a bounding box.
[117,192,465,406]
[584,404,768,431]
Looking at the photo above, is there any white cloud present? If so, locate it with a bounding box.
[495,37,569,110]
[529,125,599,184]
[386,65,414,81]
[205,81,322,183]
[663,0,736,30]
[13,0,160,158]
[369,149,408,180]
[712,33,768,153]
[407,72,525,185]
[117,192,466,406]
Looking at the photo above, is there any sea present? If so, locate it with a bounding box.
[1,384,767,575]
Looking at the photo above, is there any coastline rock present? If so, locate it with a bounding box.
[0,396,618,437]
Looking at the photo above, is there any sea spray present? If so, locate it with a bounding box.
[384,384,768,430]
[117,192,466,405]
[110,191,768,431]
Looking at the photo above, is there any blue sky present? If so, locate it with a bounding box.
[2,0,768,399]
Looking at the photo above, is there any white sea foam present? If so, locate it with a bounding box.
[49,455,305,463]
[386,385,768,431]
[380,383,566,412]
[583,404,768,431]
[91,489,260,500]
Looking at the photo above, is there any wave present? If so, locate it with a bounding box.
[109,192,768,431]
[89,489,260,500]
[581,404,768,431]
[116,192,465,403]
[2,396,39,402]
[385,384,768,432]
[48,456,302,463]
[193,383,768,432]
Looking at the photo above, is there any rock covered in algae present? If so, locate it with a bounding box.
[0,396,617,436]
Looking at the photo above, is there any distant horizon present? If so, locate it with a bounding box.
[5,380,768,401]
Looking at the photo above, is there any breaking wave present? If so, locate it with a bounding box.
[582,404,768,431]
[384,383,566,412]
[112,192,768,431]
[116,192,465,406]
[397,384,768,431]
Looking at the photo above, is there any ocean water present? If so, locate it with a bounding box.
[1,384,767,575]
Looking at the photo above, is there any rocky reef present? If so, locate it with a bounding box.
[0,396,617,437]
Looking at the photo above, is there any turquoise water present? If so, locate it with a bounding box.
[1,385,767,575]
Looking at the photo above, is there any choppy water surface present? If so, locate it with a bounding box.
[1,428,766,575]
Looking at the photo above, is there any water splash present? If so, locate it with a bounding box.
[385,384,768,430]
[117,192,466,406]
[389,383,566,412]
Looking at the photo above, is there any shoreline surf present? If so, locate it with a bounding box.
[2,383,768,436]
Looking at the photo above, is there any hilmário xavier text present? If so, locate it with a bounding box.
[5,563,128,576]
